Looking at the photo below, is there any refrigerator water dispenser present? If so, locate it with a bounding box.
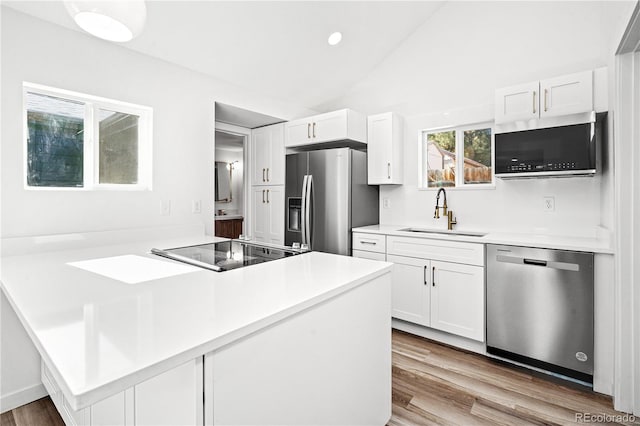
[288,197,302,232]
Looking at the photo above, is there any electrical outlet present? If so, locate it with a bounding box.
[543,196,555,212]
[383,198,391,209]
[192,200,201,214]
[161,200,171,216]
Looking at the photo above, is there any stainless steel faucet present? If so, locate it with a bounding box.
[433,188,448,219]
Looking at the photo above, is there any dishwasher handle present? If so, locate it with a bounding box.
[496,254,580,272]
[523,258,547,267]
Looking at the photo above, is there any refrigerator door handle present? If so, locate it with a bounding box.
[301,175,308,245]
[306,174,313,248]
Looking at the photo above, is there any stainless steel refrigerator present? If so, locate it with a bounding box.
[285,148,379,255]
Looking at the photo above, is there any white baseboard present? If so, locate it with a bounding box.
[0,382,47,414]
[392,318,486,355]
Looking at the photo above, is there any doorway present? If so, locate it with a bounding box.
[214,102,284,240]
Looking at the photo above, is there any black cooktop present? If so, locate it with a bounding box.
[151,240,303,272]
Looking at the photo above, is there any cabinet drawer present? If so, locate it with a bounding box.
[352,250,386,261]
[387,236,484,266]
[352,233,386,253]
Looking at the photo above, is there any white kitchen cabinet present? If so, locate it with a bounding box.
[430,260,485,341]
[135,359,201,426]
[539,70,593,118]
[285,109,367,148]
[41,358,202,426]
[352,232,386,254]
[386,235,485,342]
[251,123,284,186]
[495,70,593,124]
[367,112,404,185]
[495,81,540,124]
[387,254,430,326]
[252,185,284,245]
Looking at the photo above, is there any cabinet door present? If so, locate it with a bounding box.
[494,81,539,124]
[135,359,202,426]
[312,110,347,143]
[540,70,593,118]
[233,219,244,238]
[430,260,484,341]
[252,187,268,242]
[265,186,284,245]
[285,119,312,147]
[387,255,430,326]
[367,112,403,185]
[268,123,285,185]
[251,123,284,186]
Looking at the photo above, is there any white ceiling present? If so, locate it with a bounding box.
[3,1,445,112]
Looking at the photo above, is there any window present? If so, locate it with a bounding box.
[421,123,494,188]
[24,83,152,189]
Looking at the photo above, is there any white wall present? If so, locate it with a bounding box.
[0,7,312,410]
[326,1,633,237]
[215,149,244,215]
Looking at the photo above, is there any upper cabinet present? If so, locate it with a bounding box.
[495,70,593,124]
[367,112,404,185]
[285,109,367,148]
[539,71,593,118]
[251,123,285,186]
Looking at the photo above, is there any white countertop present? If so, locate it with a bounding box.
[0,234,391,409]
[214,214,243,220]
[353,224,614,254]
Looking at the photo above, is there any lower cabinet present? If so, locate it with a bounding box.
[384,235,486,342]
[386,255,430,326]
[430,260,485,341]
[42,358,202,426]
[252,185,284,245]
[215,218,243,239]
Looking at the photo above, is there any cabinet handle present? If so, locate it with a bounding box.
[423,265,427,285]
[360,241,377,245]
[266,189,270,203]
[544,89,548,112]
[432,266,435,287]
[307,123,311,139]
[266,168,269,182]
[387,162,391,179]
[533,91,537,114]
[262,190,265,203]
[312,122,316,138]
[262,168,265,182]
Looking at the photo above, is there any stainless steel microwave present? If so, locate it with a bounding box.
[495,112,606,179]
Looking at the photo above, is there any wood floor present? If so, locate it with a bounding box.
[1,396,64,426]
[389,330,638,426]
[2,330,637,426]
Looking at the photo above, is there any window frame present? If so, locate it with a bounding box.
[23,82,153,191]
[419,121,495,190]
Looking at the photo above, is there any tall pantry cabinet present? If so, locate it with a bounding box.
[250,123,285,244]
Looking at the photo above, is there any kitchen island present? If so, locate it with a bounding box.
[1,226,392,425]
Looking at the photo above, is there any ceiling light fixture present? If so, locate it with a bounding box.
[328,32,342,46]
[64,0,147,42]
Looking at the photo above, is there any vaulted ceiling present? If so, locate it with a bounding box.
[3,1,445,112]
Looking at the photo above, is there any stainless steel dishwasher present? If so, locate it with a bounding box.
[486,244,594,382]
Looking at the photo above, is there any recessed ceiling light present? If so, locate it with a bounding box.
[328,32,342,46]
[64,0,147,42]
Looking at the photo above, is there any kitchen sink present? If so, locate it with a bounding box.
[398,228,487,237]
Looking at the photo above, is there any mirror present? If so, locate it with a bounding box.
[215,161,232,202]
